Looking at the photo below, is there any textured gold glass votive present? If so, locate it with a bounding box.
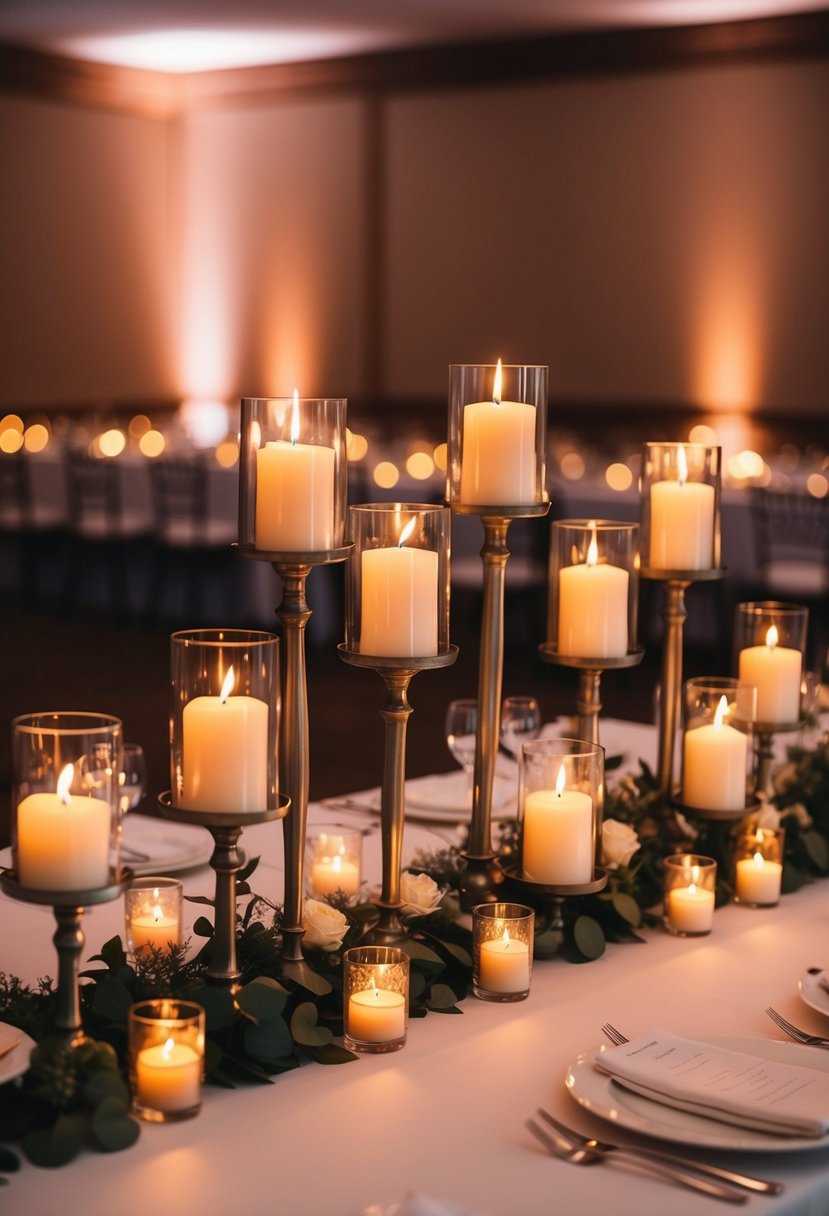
[343,946,409,1053]
[306,827,362,898]
[472,903,534,1002]
[128,1000,205,1122]
[735,826,784,908]
[663,854,716,937]
[125,877,183,956]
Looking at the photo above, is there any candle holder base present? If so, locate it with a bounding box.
[538,645,645,746]
[343,1032,406,1055]
[472,982,529,1004]
[754,720,803,800]
[363,902,407,945]
[502,866,607,958]
[670,795,763,824]
[457,852,507,911]
[157,793,289,986]
[235,543,353,566]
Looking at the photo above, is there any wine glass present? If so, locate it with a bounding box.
[445,699,477,802]
[120,743,147,814]
[500,696,541,761]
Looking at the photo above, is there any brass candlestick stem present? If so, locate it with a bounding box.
[754,721,802,800]
[339,646,458,943]
[538,645,645,746]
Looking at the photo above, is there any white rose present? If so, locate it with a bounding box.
[600,819,641,870]
[302,898,349,952]
[399,871,443,917]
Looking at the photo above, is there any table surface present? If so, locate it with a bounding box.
[2,720,828,1216]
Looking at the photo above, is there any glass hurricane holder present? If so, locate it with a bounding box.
[734,602,808,798]
[540,520,643,745]
[472,903,534,1003]
[306,827,363,899]
[125,877,183,957]
[640,443,723,798]
[734,825,784,908]
[447,362,549,907]
[678,678,758,821]
[663,854,717,937]
[343,946,409,1053]
[128,1000,205,1123]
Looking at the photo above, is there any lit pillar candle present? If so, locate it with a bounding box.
[649,446,715,570]
[460,359,536,505]
[182,666,268,812]
[682,695,747,812]
[255,391,335,551]
[347,985,406,1043]
[130,903,181,954]
[667,881,715,934]
[135,1038,201,1113]
[310,852,360,897]
[736,848,783,906]
[17,763,111,891]
[557,526,629,658]
[360,516,438,656]
[738,625,802,724]
[479,930,530,993]
[523,766,593,885]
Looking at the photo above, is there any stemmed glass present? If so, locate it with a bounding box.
[445,699,477,805]
[500,696,541,762]
[120,743,147,814]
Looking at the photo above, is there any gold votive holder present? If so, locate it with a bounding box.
[735,826,784,908]
[663,854,716,937]
[306,826,363,899]
[343,946,409,1053]
[472,902,534,1003]
[128,999,205,1122]
[125,877,183,956]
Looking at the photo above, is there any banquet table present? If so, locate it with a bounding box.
[2,721,829,1216]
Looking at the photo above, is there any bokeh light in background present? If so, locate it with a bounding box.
[23,423,49,453]
[726,449,767,484]
[605,462,633,492]
[433,442,447,472]
[688,424,718,446]
[560,451,585,481]
[139,429,166,458]
[405,451,434,480]
[180,399,231,449]
[807,473,828,498]
[0,414,24,435]
[95,428,127,458]
[129,414,152,438]
[346,429,368,461]
[0,428,23,453]
[373,461,399,489]
[215,436,239,467]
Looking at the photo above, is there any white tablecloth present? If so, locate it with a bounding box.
[2,725,828,1216]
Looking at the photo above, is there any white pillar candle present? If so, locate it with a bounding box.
[523,767,593,885]
[347,988,406,1043]
[360,517,438,657]
[736,852,783,906]
[738,626,802,724]
[479,931,530,993]
[182,666,269,812]
[130,906,182,954]
[17,763,111,891]
[667,883,715,934]
[682,696,747,812]
[460,360,536,505]
[254,394,335,551]
[135,1039,201,1112]
[310,854,360,897]
[649,447,715,570]
[557,529,629,658]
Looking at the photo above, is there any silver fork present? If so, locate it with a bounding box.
[525,1117,746,1204]
[601,1021,628,1046]
[765,1007,829,1048]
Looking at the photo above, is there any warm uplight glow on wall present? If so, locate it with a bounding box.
[560,452,586,481]
[23,424,49,453]
[139,430,166,458]
[605,463,633,492]
[346,430,369,461]
[373,462,400,489]
[180,400,231,449]
[692,254,763,412]
[215,437,240,468]
[0,429,23,454]
[406,451,435,480]
[260,275,316,397]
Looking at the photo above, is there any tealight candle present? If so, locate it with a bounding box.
[459,360,536,505]
[735,827,784,907]
[347,987,406,1043]
[126,878,183,956]
[135,1039,201,1113]
[343,947,409,1053]
[128,999,205,1122]
[664,855,717,936]
[310,853,361,898]
[739,625,802,724]
[473,903,534,1002]
[16,763,111,891]
[479,931,530,993]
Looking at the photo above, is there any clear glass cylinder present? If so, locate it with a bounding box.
[343,946,409,1053]
[238,395,347,553]
[735,601,808,726]
[11,712,123,893]
[344,503,450,658]
[447,362,547,507]
[548,519,639,658]
[640,442,722,573]
[663,854,716,937]
[128,999,205,1122]
[681,678,756,812]
[305,826,363,899]
[472,902,534,1003]
[170,629,279,813]
[125,877,183,956]
[734,825,784,908]
[518,738,603,886]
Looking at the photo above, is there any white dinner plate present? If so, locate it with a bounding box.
[120,815,213,876]
[799,970,829,1018]
[566,1037,829,1152]
[0,1022,36,1084]
[367,770,517,823]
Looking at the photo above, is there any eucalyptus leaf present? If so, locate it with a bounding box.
[84,1070,130,1107]
[192,915,215,938]
[573,915,606,961]
[426,983,462,1012]
[533,930,563,960]
[290,1002,334,1048]
[91,1099,140,1153]
[611,892,642,928]
[278,960,333,996]
[243,1017,294,1066]
[399,939,444,969]
[184,895,216,907]
[305,1043,358,1065]
[409,972,427,1000]
[23,1112,86,1168]
[435,940,473,968]
[99,936,128,971]
[195,986,236,1032]
[236,977,289,1023]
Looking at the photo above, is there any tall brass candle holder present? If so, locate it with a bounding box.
[341,504,455,943]
[640,442,723,798]
[540,519,643,745]
[238,395,349,986]
[447,361,549,907]
[7,711,129,1048]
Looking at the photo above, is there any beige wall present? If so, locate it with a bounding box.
[1,51,827,414]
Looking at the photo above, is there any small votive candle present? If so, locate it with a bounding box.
[664,854,717,937]
[307,827,362,898]
[735,826,784,908]
[128,999,205,1122]
[343,947,409,1053]
[125,877,183,956]
[473,903,534,1002]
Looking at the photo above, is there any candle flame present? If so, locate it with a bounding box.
[688,883,697,895]
[677,445,688,487]
[753,851,765,868]
[153,904,163,923]
[492,358,503,406]
[56,763,74,806]
[332,854,342,874]
[714,694,728,729]
[555,765,566,798]
[586,524,598,568]
[502,929,511,949]
[398,515,417,548]
[690,864,701,885]
[220,666,235,703]
[290,388,300,445]
[161,1038,175,1062]
[765,624,779,650]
